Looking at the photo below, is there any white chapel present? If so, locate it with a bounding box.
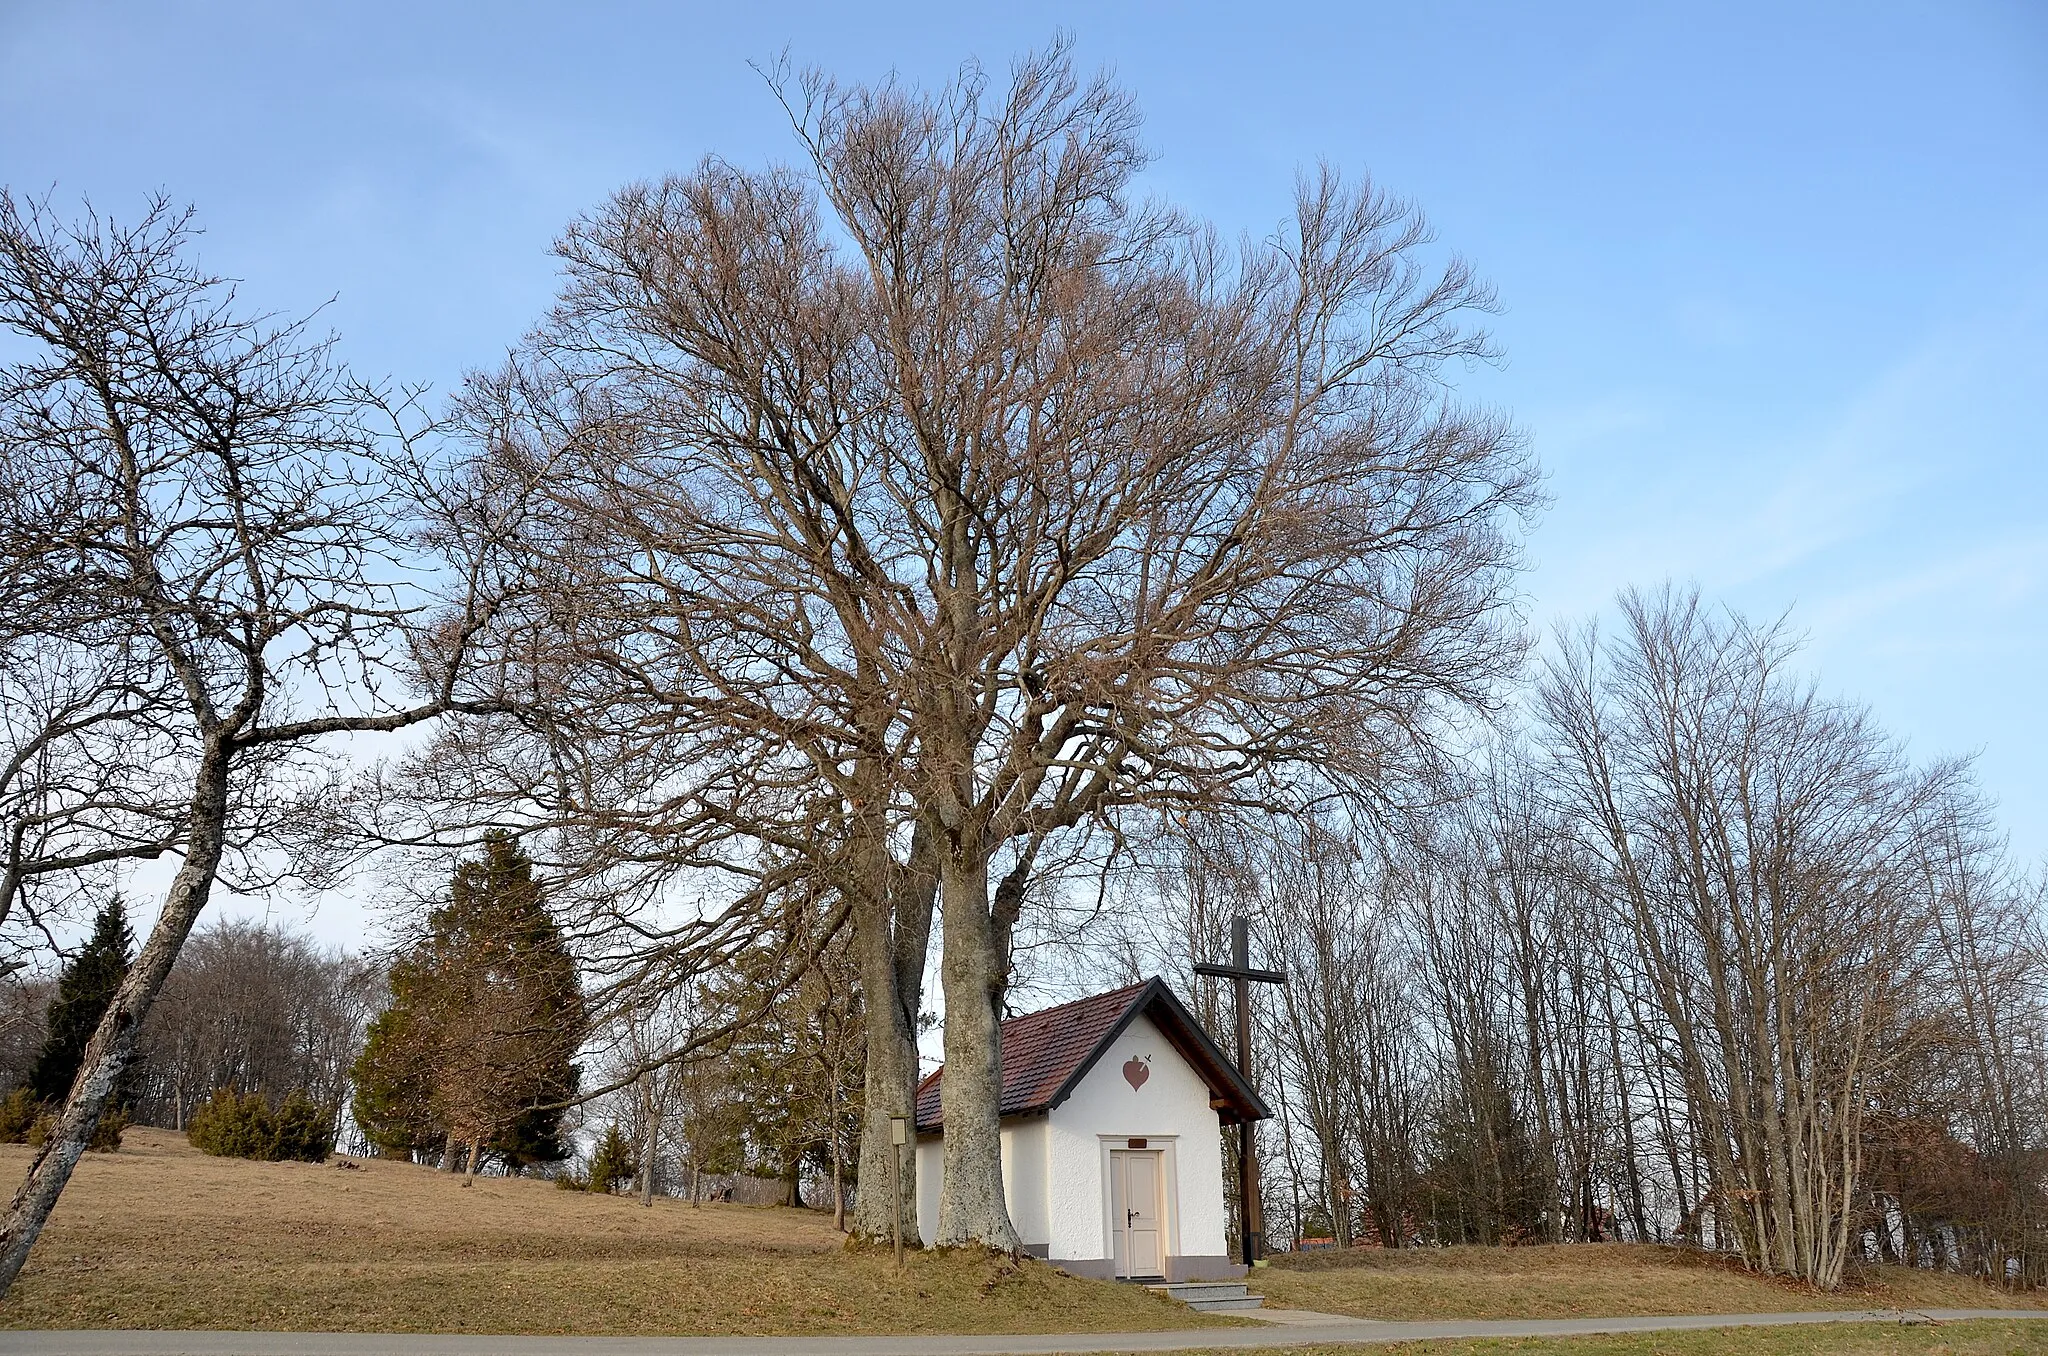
[913,977,1268,1281]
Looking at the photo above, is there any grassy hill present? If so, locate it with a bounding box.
[1249,1240,2040,1321]
[0,1128,1218,1335]
[0,1129,2036,1337]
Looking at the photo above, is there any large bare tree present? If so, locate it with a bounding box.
[0,194,510,1295]
[442,41,1535,1250]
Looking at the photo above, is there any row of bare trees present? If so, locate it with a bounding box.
[1,920,376,1135]
[1130,589,2045,1290]
[128,921,379,1131]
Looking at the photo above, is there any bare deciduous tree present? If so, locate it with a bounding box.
[1538,586,1966,1287]
[446,40,1534,1251]
[0,193,510,1295]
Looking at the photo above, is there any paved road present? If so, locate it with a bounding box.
[2,1310,2043,1356]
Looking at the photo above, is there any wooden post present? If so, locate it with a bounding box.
[889,1115,909,1271]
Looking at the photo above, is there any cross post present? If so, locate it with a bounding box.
[1193,914,1286,1267]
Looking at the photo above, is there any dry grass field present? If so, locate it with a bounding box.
[1248,1243,2042,1322]
[0,1128,1223,1334]
[2,1129,2039,1340]
[1161,1321,2048,1356]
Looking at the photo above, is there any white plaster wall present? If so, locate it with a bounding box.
[1043,1012,1229,1262]
[914,1121,1052,1250]
[915,1137,942,1247]
[1001,1119,1051,1248]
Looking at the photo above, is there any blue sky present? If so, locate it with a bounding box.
[3,2,2044,940]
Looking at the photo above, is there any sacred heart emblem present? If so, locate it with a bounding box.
[1123,1055,1151,1090]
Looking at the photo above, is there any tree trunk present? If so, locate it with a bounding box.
[831,1112,845,1233]
[933,846,1020,1251]
[852,910,920,1242]
[639,1073,657,1208]
[0,739,231,1297]
[850,824,933,1245]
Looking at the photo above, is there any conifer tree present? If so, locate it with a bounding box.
[352,834,586,1175]
[350,1006,442,1160]
[26,900,132,1106]
[588,1122,633,1195]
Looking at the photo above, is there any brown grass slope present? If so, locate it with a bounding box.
[1251,1242,2041,1321]
[3,1130,2037,1337]
[0,1129,1224,1334]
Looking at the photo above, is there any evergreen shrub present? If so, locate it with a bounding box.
[0,1088,37,1143]
[269,1090,335,1161]
[587,1123,633,1194]
[22,1104,125,1152]
[187,1088,334,1162]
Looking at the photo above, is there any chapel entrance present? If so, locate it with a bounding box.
[1108,1148,1165,1278]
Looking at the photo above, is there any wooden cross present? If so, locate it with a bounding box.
[1193,914,1287,1266]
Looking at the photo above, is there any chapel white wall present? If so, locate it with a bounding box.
[1043,1012,1229,1262]
[1001,1118,1051,1246]
[914,1137,940,1246]
[916,1120,1052,1250]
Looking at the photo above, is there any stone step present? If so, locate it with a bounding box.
[1145,1281,1264,1311]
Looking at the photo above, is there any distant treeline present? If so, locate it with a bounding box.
[0,918,376,1138]
[0,839,860,1209]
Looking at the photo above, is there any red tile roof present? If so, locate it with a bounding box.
[913,977,1268,1132]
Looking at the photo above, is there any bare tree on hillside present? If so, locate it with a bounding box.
[0,193,515,1296]
[444,40,1535,1250]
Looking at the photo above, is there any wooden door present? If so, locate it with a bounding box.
[1109,1149,1164,1277]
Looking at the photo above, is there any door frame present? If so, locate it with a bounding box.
[1099,1135,1180,1275]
